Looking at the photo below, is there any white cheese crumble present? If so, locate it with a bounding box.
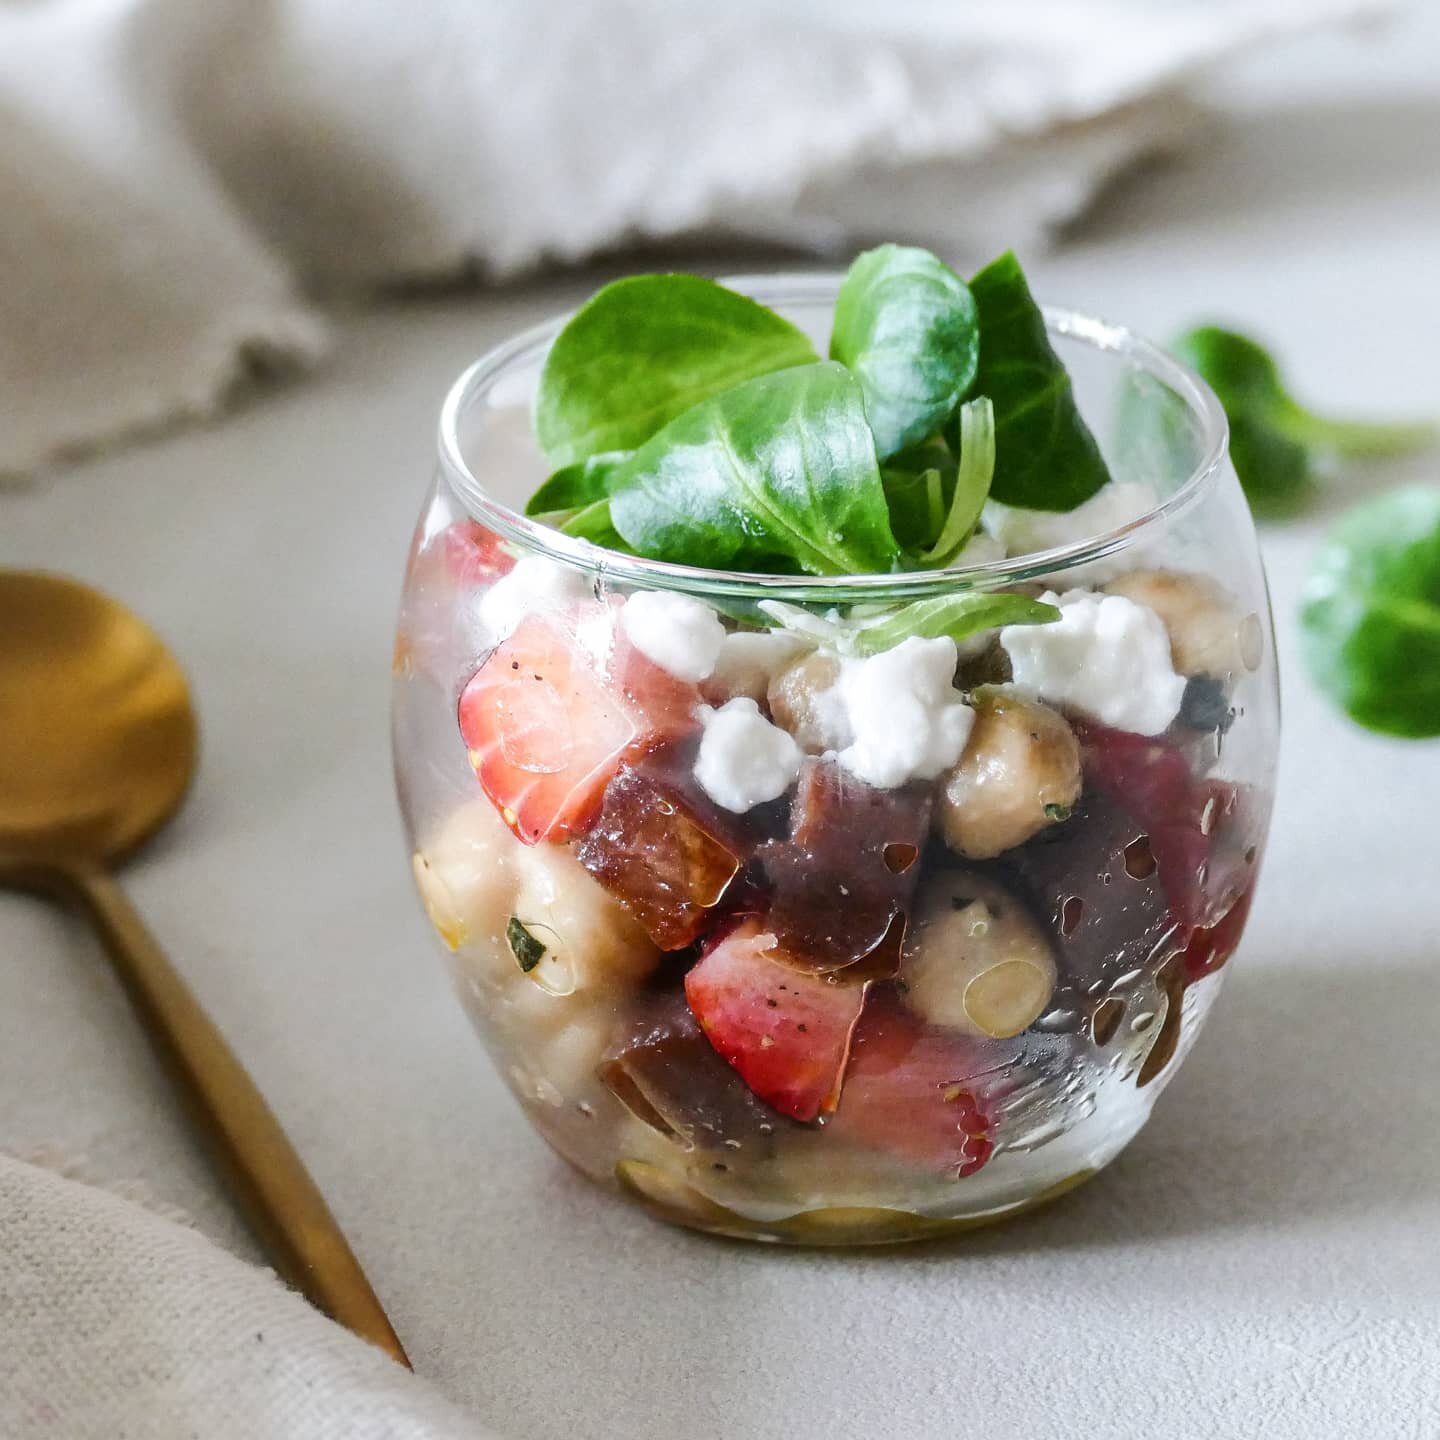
[833,636,975,789]
[948,530,1007,568]
[1000,588,1186,736]
[983,482,1158,559]
[704,629,810,703]
[478,555,591,644]
[693,698,803,812]
[619,590,726,681]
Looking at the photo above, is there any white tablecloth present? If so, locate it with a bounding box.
[5,14,1440,1438]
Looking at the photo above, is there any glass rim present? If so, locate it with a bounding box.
[436,273,1231,602]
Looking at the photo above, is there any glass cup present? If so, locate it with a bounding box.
[392,277,1279,1244]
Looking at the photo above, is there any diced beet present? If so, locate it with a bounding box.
[1074,721,1260,932]
[458,602,699,844]
[576,754,747,950]
[1003,787,1179,1007]
[827,994,996,1179]
[758,760,932,972]
[1180,884,1254,982]
[600,989,795,1157]
[685,919,870,1122]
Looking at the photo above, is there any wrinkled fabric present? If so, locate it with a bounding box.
[0,1153,494,1439]
[0,0,1384,475]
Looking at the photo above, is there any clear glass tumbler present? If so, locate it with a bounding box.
[392,278,1279,1244]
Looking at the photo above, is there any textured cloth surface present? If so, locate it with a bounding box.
[0,1153,492,1439]
[0,0,1382,474]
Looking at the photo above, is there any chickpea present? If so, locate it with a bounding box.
[1103,569,1263,678]
[935,692,1081,860]
[510,841,661,992]
[703,630,809,705]
[411,797,519,957]
[902,870,1056,1039]
[766,651,849,753]
[414,798,659,991]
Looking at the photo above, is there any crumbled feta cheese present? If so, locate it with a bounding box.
[947,530,1007,568]
[704,629,811,703]
[983,482,1158,558]
[834,636,975,789]
[1000,588,1186,736]
[693,699,803,812]
[620,590,727,681]
[478,555,591,643]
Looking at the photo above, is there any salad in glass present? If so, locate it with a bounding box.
[393,247,1279,1243]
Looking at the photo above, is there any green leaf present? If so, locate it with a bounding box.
[535,275,818,467]
[1175,326,1436,513]
[507,917,547,973]
[881,439,954,550]
[608,362,901,576]
[1299,485,1440,738]
[969,251,1111,511]
[919,397,995,566]
[830,244,979,459]
[525,451,629,516]
[557,498,632,551]
[849,591,1058,657]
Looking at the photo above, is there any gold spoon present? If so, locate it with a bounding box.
[0,570,408,1368]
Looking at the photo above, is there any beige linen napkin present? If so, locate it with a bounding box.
[0,1153,491,1440]
[0,0,1387,476]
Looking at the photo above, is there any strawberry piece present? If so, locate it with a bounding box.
[829,995,996,1178]
[576,750,758,950]
[437,521,516,588]
[685,920,869,1122]
[458,602,698,844]
[405,519,516,594]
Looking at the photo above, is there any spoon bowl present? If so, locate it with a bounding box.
[0,571,196,866]
[0,570,407,1365]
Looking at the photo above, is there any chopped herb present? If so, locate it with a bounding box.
[507,917,547,973]
[1043,803,1072,822]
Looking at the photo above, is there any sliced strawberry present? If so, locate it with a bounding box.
[437,521,516,588]
[829,995,996,1178]
[458,602,699,844]
[685,920,869,1122]
[396,520,519,682]
[405,518,516,594]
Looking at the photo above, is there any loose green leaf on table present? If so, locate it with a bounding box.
[535,275,818,467]
[850,591,1058,657]
[1174,325,1436,516]
[968,251,1111,512]
[830,244,979,459]
[1299,485,1440,739]
[608,362,901,576]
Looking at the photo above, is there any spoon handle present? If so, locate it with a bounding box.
[61,865,411,1369]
